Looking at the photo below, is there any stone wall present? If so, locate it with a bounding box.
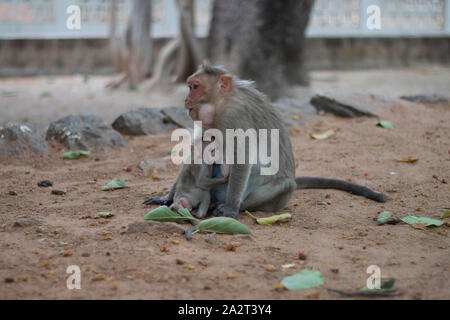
[0,37,449,76]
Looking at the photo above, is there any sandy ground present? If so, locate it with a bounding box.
[0,67,449,300]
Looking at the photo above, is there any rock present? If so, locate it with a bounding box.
[160,106,193,129]
[36,226,50,234]
[310,92,421,118]
[46,115,127,151]
[399,94,449,104]
[112,107,173,135]
[51,190,66,196]
[112,106,193,136]
[273,98,318,126]
[205,233,218,245]
[0,123,48,157]
[138,157,169,175]
[37,180,53,187]
[13,218,43,227]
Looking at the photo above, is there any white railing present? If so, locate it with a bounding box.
[0,0,449,39]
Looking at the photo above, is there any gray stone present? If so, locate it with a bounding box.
[160,106,193,129]
[112,107,174,135]
[273,98,318,126]
[310,92,420,118]
[13,218,43,227]
[36,226,50,234]
[112,106,193,136]
[0,123,48,157]
[399,94,449,104]
[138,157,169,175]
[46,115,127,151]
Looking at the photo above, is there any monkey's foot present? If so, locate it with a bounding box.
[212,204,238,219]
[142,196,173,206]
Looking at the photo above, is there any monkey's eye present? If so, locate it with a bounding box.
[192,83,199,90]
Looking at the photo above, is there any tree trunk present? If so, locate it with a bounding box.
[144,0,203,90]
[174,0,203,82]
[208,0,314,100]
[109,0,152,88]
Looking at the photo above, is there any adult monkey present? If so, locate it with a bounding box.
[144,63,387,219]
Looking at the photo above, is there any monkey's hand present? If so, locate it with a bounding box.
[143,195,173,206]
[212,203,239,219]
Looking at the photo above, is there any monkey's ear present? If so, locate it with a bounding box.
[218,75,232,94]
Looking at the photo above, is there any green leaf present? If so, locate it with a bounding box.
[377,211,392,225]
[375,121,394,128]
[178,207,194,219]
[98,212,114,218]
[441,210,450,219]
[101,179,129,191]
[358,278,397,293]
[310,130,335,140]
[143,205,195,222]
[329,278,400,297]
[401,215,443,227]
[197,217,251,235]
[281,269,324,290]
[40,91,52,98]
[63,150,91,159]
[245,211,291,225]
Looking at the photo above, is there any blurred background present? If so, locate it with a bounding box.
[0,0,449,129]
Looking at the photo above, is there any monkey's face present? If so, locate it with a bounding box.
[171,196,193,212]
[185,77,209,111]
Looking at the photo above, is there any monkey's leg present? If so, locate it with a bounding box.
[213,178,296,218]
[212,164,252,218]
[240,178,296,212]
[193,192,211,218]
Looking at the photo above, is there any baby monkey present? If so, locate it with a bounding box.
[171,163,229,218]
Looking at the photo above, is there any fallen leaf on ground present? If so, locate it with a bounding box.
[281,269,323,290]
[63,150,91,159]
[375,121,394,128]
[245,211,291,225]
[101,179,128,191]
[282,264,296,270]
[92,274,107,281]
[310,130,335,140]
[98,212,114,218]
[396,158,418,163]
[401,215,443,227]
[377,211,400,225]
[196,217,251,235]
[441,210,450,219]
[281,269,324,290]
[265,264,276,271]
[328,278,401,297]
[143,206,196,222]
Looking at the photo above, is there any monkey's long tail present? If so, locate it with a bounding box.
[295,177,388,203]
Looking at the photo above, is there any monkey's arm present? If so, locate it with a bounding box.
[198,176,228,189]
[214,164,252,219]
[295,177,388,202]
